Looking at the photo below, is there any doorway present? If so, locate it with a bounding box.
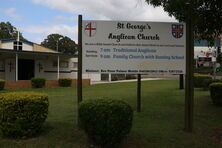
[18,59,34,80]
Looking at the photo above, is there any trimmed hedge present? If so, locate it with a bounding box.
[194,74,212,89]
[0,92,49,138]
[126,74,136,80]
[209,83,222,105]
[194,67,213,74]
[79,99,133,147]
[210,79,222,84]
[111,74,126,81]
[31,78,46,88]
[58,78,72,87]
[0,79,5,90]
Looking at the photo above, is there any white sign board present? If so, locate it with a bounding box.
[82,21,186,75]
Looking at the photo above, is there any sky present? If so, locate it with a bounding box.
[0,0,176,44]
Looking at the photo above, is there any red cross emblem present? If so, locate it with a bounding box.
[84,22,96,37]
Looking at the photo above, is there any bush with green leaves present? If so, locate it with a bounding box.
[126,74,136,80]
[209,83,222,105]
[194,74,212,89]
[211,79,222,83]
[0,79,5,90]
[79,99,133,147]
[194,67,213,74]
[31,78,46,88]
[0,92,49,138]
[58,78,72,87]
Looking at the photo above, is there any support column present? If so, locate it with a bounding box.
[77,15,83,103]
[57,55,60,79]
[137,74,141,112]
[185,1,194,132]
[77,15,83,126]
[108,74,111,82]
[179,74,184,89]
[15,53,18,81]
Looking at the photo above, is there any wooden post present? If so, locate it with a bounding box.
[137,74,141,112]
[185,2,194,132]
[57,55,60,80]
[15,53,18,81]
[77,15,83,124]
[179,74,184,89]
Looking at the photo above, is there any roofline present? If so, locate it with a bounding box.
[0,48,77,58]
[0,38,34,46]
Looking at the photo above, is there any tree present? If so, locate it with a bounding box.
[145,0,222,43]
[41,34,77,55]
[0,22,25,40]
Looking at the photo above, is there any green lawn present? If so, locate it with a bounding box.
[0,79,222,148]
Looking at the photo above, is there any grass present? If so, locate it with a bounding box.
[0,79,222,147]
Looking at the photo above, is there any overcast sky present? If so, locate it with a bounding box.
[0,0,176,43]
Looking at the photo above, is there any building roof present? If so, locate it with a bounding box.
[0,38,58,53]
[0,38,78,58]
[0,48,77,58]
[33,44,58,53]
[0,38,77,56]
[0,38,33,46]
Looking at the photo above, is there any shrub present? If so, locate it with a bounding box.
[31,78,46,88]
[0,79,5,90]
[126,74,136,80]
[58,78,72,87]
[79,99,133,147]
[194,74,212,89]
[111,76,118,81]
[209,83,222,105]
[194,67,213,74]
[0,92,49,138]
[210,79,222,85]
[111,74,125,81]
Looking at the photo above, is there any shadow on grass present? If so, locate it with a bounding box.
[38,122,54,137]
[0,121,88,148]
[0,122,54,140]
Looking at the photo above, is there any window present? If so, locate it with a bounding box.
[72,62,78,68]
[60,61,69,68]
[52,61,58,67]
[52,61,69,68]
[0,61,4,69]
[13,41,22,50]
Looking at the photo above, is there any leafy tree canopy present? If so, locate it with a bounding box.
[146,0,222,43]
[41,34,78,55]
[0,22,25,40]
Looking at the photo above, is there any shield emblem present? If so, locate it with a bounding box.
[172,24,184,38]
[84,22,96,37]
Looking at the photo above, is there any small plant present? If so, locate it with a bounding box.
[126,74,136,80]
[0,92,49,138]
[111,74,125,81]
[194,67,213,74]
[58,78,72,87]
[79,99,133,147]
[194,73,212,89]
[31,78,46,88]
[209,83,222,105]
[0,79,5,90]
[111,76,118,81]
[210,79,222,85]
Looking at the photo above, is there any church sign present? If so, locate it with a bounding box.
[82,21,186,75]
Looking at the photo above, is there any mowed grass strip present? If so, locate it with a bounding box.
[0,79,222,148]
